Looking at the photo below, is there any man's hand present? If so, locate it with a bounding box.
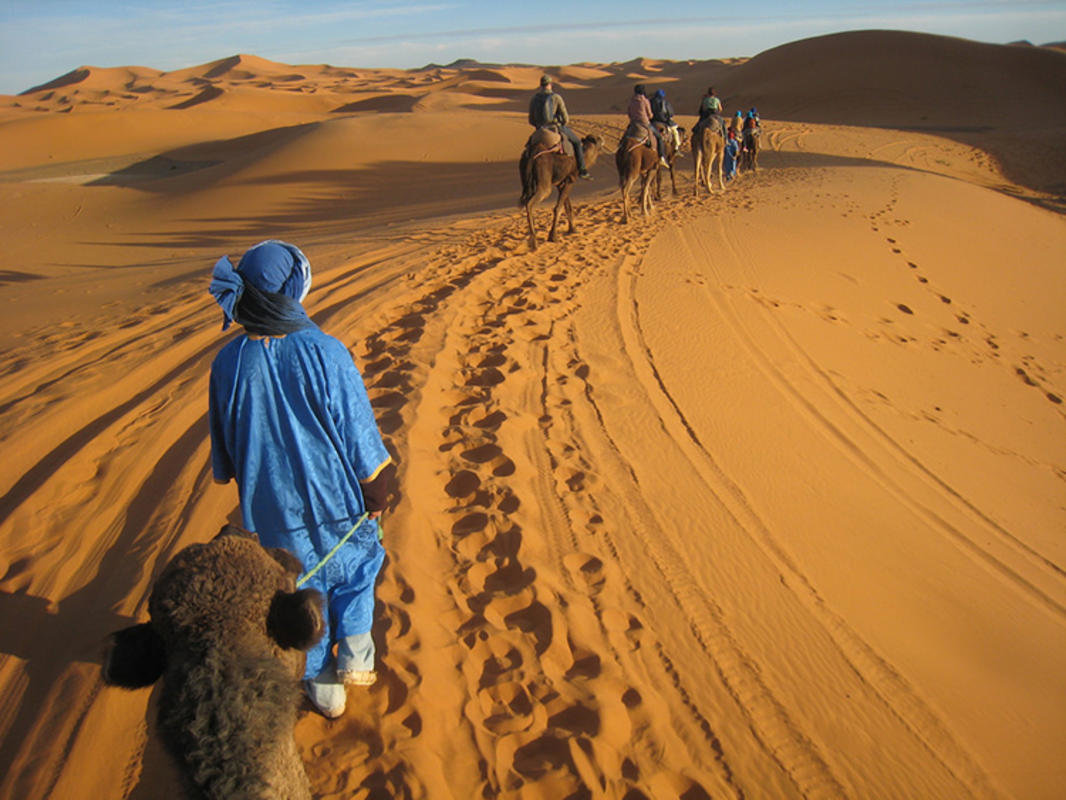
[360,463,398,519]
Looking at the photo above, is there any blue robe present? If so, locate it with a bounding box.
[209,326,389,679]
[724,139,740,180]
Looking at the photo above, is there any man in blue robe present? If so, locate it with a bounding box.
[208,240,396,718]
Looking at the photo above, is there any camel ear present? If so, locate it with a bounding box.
[103,623,165,688]
[267,546,304,577]
[267,589,325,651]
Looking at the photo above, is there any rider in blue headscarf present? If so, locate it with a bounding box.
[208,240,396,719]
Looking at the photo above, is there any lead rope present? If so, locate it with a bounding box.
[296,512,370,588]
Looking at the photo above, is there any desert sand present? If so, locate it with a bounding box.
[0,28,1064,800]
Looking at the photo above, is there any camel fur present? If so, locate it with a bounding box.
[104,525,325,800]
[518,132,603,251]
[691,120,726,197]
[615,131,659,224]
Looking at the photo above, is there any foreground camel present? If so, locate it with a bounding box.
[691,119,726,196]
[519,130,603,250]
[615,129,660,223]
[104,525,325,800]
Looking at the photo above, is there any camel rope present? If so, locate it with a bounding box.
[296,512,371,588]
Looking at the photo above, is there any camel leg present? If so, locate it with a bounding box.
[548,189,563,242]
[716,148,725,191]
[669,162,678,196]
[525,200,538,250]
[564,195,575,234]
[693,149,702,197]
[528,179,556,249]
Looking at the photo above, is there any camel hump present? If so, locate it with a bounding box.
[529,126,562,149]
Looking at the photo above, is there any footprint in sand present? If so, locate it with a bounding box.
[459,443,516,477]
[445,469,481,499]
[562,552,607,594]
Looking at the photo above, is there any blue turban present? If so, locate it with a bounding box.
[209,240,313,334]
[654,89,665,98]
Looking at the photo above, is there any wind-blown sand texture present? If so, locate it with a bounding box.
[1,29,1064,800]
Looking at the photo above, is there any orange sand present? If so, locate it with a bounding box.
[0,29,1064,800]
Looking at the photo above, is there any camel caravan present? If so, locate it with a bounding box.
[520,78,762,242]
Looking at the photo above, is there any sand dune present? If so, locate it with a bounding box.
[0,29,1064,800]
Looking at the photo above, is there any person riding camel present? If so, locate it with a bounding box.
[698,86,723,120]
[528,75,591,179]
[628,84,669,168]
[729,110,744,139]
[650,88,682,153]
[696,86,725,137]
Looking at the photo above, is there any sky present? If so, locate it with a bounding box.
[1,0,1065,94]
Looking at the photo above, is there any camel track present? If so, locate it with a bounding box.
[282,181,776,799]
[296,166,1010,798]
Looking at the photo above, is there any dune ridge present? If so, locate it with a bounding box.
[0,28,1063,800]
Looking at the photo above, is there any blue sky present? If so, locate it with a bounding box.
[1,0,1064,94]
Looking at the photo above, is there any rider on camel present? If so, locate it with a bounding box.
[698,86,723,120]
[629,84,669,168]
[650,88,682,153]
[696,86,725,137]
[529,75,591,179]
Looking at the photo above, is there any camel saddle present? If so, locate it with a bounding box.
[622,121,652,149]
[526,125,574,158]
[694,115,727,139]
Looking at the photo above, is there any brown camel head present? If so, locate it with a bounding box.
[103,525,325,800]
[581,135,604,168]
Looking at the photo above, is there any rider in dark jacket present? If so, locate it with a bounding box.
[650,88,681,153]
[529,75,590,178]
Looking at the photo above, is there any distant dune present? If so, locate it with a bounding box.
[0,28,1063,800]
[730,29,1066,127]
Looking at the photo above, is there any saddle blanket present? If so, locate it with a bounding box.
[527,125,574,157]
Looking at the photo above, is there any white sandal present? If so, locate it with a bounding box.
[339,669,377,687]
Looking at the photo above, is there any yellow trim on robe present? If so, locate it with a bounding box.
[361,455,392,483]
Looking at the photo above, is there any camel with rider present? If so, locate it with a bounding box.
[740,111,761,173]
[691,117,726,196]
[615,128,660,224]
[519,129,603,250]
[653,121,685,199]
